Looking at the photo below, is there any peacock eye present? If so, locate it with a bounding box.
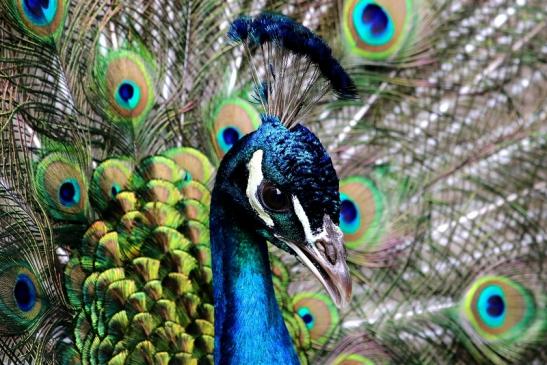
[259,181,290,212]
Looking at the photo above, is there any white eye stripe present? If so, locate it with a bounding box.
[292,195,327,244]
[246,150,274,227]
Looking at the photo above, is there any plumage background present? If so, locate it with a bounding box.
[0,0,545,364]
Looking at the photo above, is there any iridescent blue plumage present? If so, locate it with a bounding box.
[211,115,349,364]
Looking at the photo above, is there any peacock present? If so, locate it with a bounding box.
[0,0,545,364]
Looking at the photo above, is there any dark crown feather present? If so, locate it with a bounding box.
[229,13,357,129]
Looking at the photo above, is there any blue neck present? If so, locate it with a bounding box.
[210,197,299,365]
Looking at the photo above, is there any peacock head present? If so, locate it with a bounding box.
[214,114,351,307]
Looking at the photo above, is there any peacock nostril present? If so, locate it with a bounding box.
[316,239,337,265]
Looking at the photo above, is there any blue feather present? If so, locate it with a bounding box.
[228,16,251,42]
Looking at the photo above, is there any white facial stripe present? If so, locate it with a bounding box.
[292,195,327,244]
[246,150,274,227]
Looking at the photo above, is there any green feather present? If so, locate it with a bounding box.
[1,0,545,364]
[91,42,157,133]
[90,158,135,212]
[34,152,90,221]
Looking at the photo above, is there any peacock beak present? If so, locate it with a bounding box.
[278,215,352,308]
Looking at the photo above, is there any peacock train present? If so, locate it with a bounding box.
[0,0,545,364]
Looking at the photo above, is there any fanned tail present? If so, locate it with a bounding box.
[1,0,545,363]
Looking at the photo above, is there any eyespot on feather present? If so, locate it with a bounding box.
[460,276,539,342]
[180,180,211,206]
[339,176,385,250]
[91,158,134,212]
[292,292,340,346]
[342,0,419,61]
[11,0,67,39]
[0,265,46,333]
[135,155,185,187]
[209,98,261,158]
[163,147,215,184]
[35,152,89,221]
[94,49,156,129]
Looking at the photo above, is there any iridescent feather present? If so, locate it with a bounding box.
[0,0,545,364]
